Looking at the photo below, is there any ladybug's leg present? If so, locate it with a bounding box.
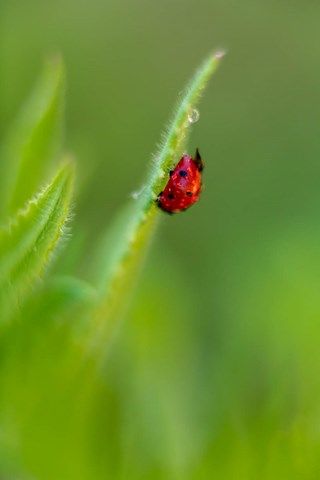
[194,148,204,172]
[169,170,174,176]
[156,195,163,209]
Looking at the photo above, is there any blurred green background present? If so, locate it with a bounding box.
[1,0,320,478]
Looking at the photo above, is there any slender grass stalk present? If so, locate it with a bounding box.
[87,51,225,357]
[146,49,225,202]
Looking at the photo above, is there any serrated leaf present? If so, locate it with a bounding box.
[0,161,74,322]
[85,52,224,358]
[0,57,65,220]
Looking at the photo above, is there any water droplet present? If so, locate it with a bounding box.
[188,109,200,124]
[214,48,227,59]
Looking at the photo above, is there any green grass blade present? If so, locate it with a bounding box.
[146,49,225,200]
[87,51,224,355]
[0,160,74,322]
[87,203,158,354]
[0,57,65,220]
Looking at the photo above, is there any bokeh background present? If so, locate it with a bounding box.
[1,0,320,478]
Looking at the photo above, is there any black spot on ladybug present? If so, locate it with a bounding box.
[179,170,188,177]
[168,193,175,200]
[186,191,192,197]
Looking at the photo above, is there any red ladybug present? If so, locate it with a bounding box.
[157,149,204,214]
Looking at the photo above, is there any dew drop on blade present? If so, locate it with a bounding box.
[214,49,227,59]
[188,108,200,124]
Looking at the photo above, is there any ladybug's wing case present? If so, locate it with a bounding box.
[157,151,203,214]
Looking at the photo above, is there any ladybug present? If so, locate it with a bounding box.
[157,148,204,214]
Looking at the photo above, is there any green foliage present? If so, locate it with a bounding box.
[0,57,65,219]
[3,3,320,478]
[0,54,223,478]
[86,52,224,356]
[0,161,74,322]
